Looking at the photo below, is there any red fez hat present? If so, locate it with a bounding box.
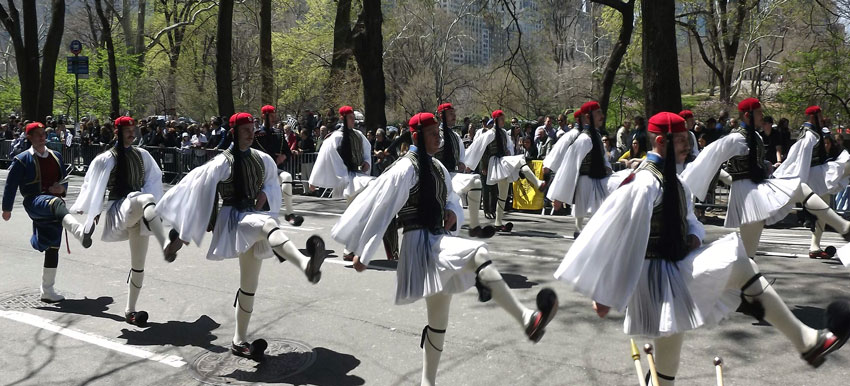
[339,106,354,116]
[114,116,135,128]
[409,113,439,132]
[437,103,454,113]
[678,110,694,119]
[229,112,254,128]
[25,122,45,135]
[648,112,687,134]
[580,101,601,115]
[261,105,275,115]
[737,98,761,112]
[805,105,822,116]
[491,110,505,119]
[573,110,581,119]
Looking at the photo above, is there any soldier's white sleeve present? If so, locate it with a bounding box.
[546,133,592,203]
[156,155,231,245]
[543,129,580,171]
[680,133,748,201]
[139,148,163,200]
[331,158,414,265]
[554,170,658,311]
[358,129,372,169]
[454,131,466,166]
[773,130,817,181]
[461,129,494,169]
[505,129,515,156]
[308,130,347,189]
[683,182,706,242]
[70,151,114,233]
[439,160,465,233]
[259,152,282,216]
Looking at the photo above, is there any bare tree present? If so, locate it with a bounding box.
[216,0,235,117]
[0,0,66,121]
[676,0,758,102]
[591,0,635,126]
[146,0,216,115]
[94,0,121,119]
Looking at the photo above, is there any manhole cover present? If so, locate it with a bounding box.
[190,339,316,385]
[0,288,73,310]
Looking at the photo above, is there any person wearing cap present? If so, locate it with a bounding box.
[2,122,95,303]
[807,131,850,259]
[155,112,328,360]
[308,106,373,200]
[253,105,303,226]
[557,112,850,385]
[546,101,620,238]
[332,112,559,386]
[677,110,700,160]
[69,116,184,326]
[435,103,495,238]
[682,98,850,261]
[462,109,545,233]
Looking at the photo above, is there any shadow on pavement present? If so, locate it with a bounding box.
[117,315,225,353]
[36,296,124,322]
[502,273,538,289]
[225,347,365,385]
[792,305,827,330]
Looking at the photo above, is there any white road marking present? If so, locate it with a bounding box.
[323,258,396,271]
[295,210,342,217]
[0,310,186,368]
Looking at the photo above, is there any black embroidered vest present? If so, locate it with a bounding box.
[396,152,448,233]
[107,147,145,201]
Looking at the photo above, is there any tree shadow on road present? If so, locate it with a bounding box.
[36,296,124,322]
[116,314,226,353]
[224,346,365,385]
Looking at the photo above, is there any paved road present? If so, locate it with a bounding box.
[1,171,849,386]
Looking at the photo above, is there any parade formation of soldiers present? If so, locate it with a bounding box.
[4,99,850,385]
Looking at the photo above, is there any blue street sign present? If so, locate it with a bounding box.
[66,56,89,74]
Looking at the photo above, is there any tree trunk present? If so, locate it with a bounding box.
[352,0,386,131]
[593,0,635,127]
[135,0,147,67]
[327,0,353,97]
[95,0,120,119]
[641,0,682,116]
[216,0,235,117]
[260,0,273,105]
[36,0,65,121]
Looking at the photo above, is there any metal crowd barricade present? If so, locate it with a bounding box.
[280,152,318,194]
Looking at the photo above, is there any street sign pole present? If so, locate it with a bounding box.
[69,40,83,133]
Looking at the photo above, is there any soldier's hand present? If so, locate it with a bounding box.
[687,234,701,251]
[360,162,370,172]
[2,211,10,221]
[553,200,563,211]
[352,255,367,272]
[593,301,610,318]
[255,191,268,210]
[444,210,457,231]
[48,182,65,195]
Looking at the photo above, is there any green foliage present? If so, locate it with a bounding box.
[0,77,21,115]
[272,0,336,112]
[52,47,143,119]
[777,41,850,118]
